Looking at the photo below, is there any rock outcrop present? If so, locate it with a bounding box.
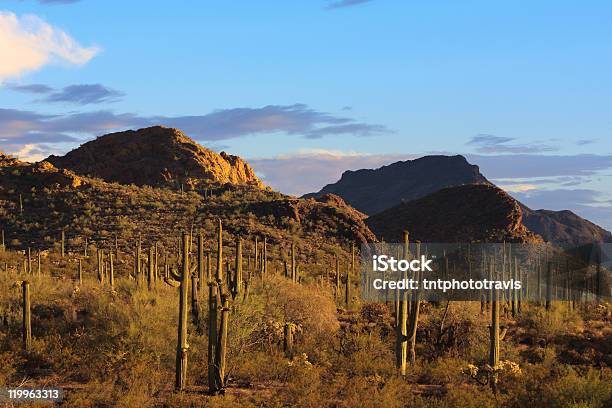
[0,152,24,168]
[366,184,543,243]
[47,126,264,189]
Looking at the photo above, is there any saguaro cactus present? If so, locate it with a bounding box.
[396,231,409,375]
[335,255,340,301]
[345,263,351,307]
[61,230,65,258]
[407,241,422,365]
[232,237,243,299]
[284,322,295,358]
[546,261,553,311]
[207,268,219,392]
[22,281,31,353]
[109,252,115,289]
[209,219,230,394]
[198,233,204,292]
[215,293,230,390]
[489,258,500,392]
[254,237,259,275]
[164,232,191,391]
[148,246,155,290]
[97,249,104,284]
[291,243,296,283]
[263,237,268,279]
[191,271,200,326]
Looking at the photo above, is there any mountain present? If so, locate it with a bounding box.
[366,184,543,243]
[307,154,611,245]
[0,146,375,266]
[303,155,490,215]
[47,126,264,190]
[521,206,612,244]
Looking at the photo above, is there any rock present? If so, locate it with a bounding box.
[47,126,264,189]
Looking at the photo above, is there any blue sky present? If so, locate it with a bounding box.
[1,0,612,228]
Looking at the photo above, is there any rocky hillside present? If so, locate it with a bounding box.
[47,126,264,190]
[521,206,612,244]
[304,155,490,215]
[0,158,373,268]
[366,184,543,243]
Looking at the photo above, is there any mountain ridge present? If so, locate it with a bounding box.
[306,154,611,245]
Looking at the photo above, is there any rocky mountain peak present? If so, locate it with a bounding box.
[46,126,264,189]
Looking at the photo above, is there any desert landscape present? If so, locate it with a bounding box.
[2,1,612,406]
[0,127,610,407]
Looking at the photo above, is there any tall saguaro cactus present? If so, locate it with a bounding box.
[215,293,230,390]
[284,323,295,358]
[198,233,204,292]
[407,241,422,365]
[109,252,115,289]
[489,258,500,392]
[396,231,409,375]
[164,232,191,391]
[209,219,230,394]
[546,261,553,311]
[61,230,65,258]
[232,237,243,299]
[335,255,340,301]
[148,246,155,291]
[22,281,31,353]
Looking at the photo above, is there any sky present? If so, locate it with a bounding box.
[1,0,612,229]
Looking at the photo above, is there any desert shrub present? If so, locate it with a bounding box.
[416,356,471,385]
[330,375,420,408]
[258,276,339,359]
[420,301,489,360]
[521,303,583,344]
[535,366,611,408]
[334,328,396,377]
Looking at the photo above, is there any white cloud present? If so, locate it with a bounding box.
[0,11,99,82]
[11,143,46,162]
[498,183,538,193]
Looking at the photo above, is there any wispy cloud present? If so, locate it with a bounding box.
[0,104,391,159]
[7,83,124,105]
[576,139,596,146]
[327,0,373,9]
[6,83,54,94]
[0,11,99,82]
[467,134,558,154]
[41,84,124,104]
[159,104,392,140]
